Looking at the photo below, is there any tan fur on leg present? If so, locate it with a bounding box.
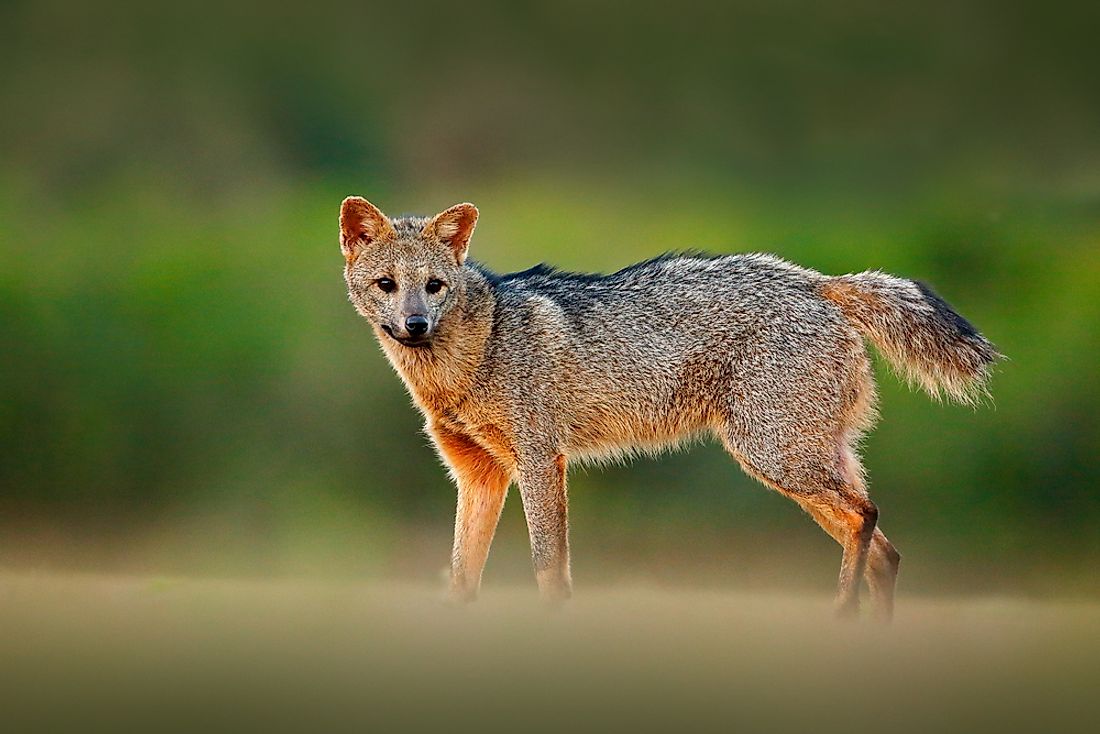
[432,425,511,603]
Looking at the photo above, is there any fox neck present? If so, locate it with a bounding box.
[376,271,495,414]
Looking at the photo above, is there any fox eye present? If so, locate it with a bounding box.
[376,278,396,293]
[426,279,445,294]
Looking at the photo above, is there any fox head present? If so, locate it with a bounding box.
[340,197,478,348]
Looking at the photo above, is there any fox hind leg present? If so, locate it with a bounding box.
[865,528,901,621]
[798,505,899,621]
[722,428,879,619]
[795,478,878,618]
[820,444,900,621]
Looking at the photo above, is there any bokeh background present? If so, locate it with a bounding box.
[2,0,1098,598]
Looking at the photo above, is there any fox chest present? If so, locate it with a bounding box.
[431,403,518,469]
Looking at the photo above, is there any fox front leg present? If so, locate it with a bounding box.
[517,454,572,604]
[430,425,511,603]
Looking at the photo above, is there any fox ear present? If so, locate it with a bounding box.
[424,203,478,265]
[340,196,395,263]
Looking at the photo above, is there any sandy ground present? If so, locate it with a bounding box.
[2,572,1098,732]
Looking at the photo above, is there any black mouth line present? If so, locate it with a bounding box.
[381,324,432,349]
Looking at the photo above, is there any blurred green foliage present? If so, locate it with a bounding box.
[1,1,1097,591]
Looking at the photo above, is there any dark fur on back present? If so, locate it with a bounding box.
[476,250,724,288]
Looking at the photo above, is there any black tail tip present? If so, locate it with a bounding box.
[913,281,980,339]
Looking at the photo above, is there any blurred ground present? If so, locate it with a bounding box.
[4,572,1098,732]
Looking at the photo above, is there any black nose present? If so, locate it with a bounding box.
[405,315,429,336]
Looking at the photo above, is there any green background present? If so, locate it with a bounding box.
[2,0,1097,595]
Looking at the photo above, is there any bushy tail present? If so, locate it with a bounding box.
[821,272,1001,404]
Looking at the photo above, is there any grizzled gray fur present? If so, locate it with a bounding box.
[339,196,1000,620]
